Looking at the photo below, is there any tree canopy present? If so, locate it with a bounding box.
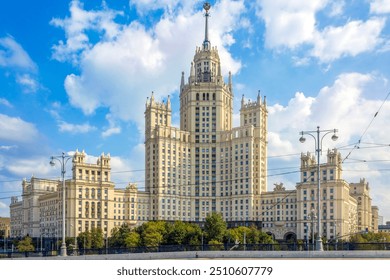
[17,236,35,252]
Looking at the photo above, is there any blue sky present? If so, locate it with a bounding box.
[1,0,390,222]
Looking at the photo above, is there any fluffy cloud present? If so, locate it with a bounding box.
[0,114,39,143]
[0,36,40,93]
[370,0,390,14]
[311,19,386,62]
[256,0,327,48]
[16,73,40,93]
[0,98,13,108]
[50,0,123,64]
[255,0,387,62]
[328,0,345,17]
[52,0,244,129]
[58,120,97,134]
[6,157,54,177]
[0,145,17,151]
[0,36,37,71]
[268,72,390,160]
[102,114,121,138]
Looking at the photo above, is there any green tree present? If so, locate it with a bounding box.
[183,223,202,246]
[77,228,104,249]
[204,212,227,243]
[78,231,91,249]
[165,221,188,245]
[125,231,141,248]
[247,226,261,244]
[109,223,132,248]
[349,232,390,250]
[90,227,104,249]
[258,231,274,244]
[139,221,167,247]
[17,236,35,252]
[208,239,224,251]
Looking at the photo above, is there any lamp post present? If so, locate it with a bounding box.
[334,221,338,251]
[50,152,72,257]
[105,233,108,255]
[308,208,316,250]
[299,126,338,251]
[70,224,77,256]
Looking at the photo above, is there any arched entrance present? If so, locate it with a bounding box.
[284,232,297,243]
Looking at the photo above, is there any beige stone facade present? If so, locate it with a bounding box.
[144,28,267,223]
[263,149,378,241]
[0,217,10,238]
[9,151,150,238]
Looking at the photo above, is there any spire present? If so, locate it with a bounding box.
[257,90,261,104]
[167,95,171,109]
[150,91,155,105]
[241,94,245,107]
[228,71,232,92]
[203,2,211,50]
[189,61,195,83]
[180,71,185,91]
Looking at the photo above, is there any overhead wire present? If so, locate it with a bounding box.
[342,91,390,163]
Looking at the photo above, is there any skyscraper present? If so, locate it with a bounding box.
[144,2,267,223]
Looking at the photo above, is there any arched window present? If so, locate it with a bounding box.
[196,93,199,100]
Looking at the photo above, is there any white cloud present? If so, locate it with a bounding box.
[16,73,40,93]
[255,0,387,62]
[370,0,390,14]
[102,114,121,138]
[6,157,55,178]
[58,120,97,134]
[54,0,243,130]
[0,36,40,92]
[267,72,390,161]
[0,114,39,143]
[0,145,17,151]
[256,0,327,48]
[50,0,123,64]
[102,127,121,138]
[0,98,13,108]
[311,18,386,62]
[328,1,345,17]
[0,36,37,71]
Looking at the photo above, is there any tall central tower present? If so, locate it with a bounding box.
[145,2,267,223]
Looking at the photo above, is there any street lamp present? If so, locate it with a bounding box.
[50,152,72,257]
[299,126,338,251]
[70,224,77,256]
[333,220,338,251]
[308,208,316,250]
